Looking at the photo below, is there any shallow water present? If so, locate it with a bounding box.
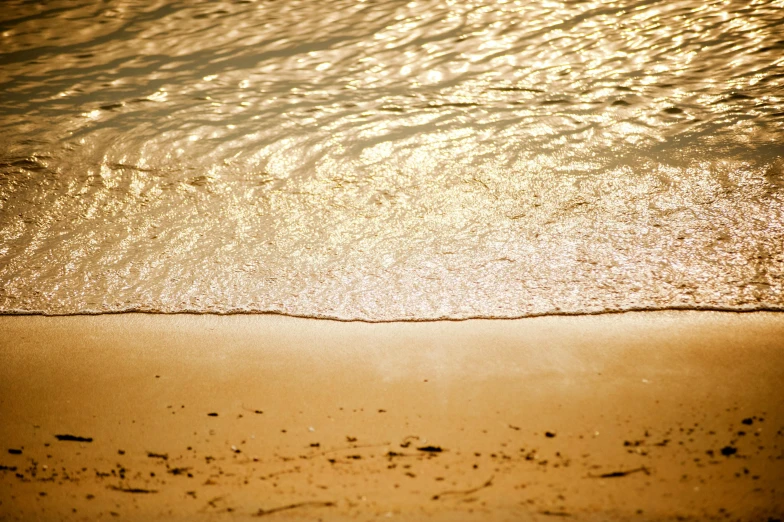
[1,0,782,320]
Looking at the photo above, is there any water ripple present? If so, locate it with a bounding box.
[0,0,782,319]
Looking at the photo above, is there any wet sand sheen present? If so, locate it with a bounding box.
[1,312,783,521]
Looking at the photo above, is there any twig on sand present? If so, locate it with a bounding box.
[254,501,335,517]
[146,452,168,460]
[432,475,494,500]
[588,466,650,478]
[303,442,390,460]
[107,485,158,494]
[54,434,93,443]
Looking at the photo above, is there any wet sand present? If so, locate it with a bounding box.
[1,312,783,521]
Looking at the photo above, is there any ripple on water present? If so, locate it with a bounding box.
[0,0,783,319]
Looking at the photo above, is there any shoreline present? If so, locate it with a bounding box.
[1,311,783,520]
[2,305,784,322]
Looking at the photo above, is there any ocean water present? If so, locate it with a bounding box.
[0,0,782,320]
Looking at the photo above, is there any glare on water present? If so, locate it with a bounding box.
[0,0,782,319]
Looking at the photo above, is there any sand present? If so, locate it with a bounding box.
[0,311,783,521]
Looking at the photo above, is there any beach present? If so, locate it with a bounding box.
[2,1,784,520]
[1,311,782,521]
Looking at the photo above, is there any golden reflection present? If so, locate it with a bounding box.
[0,0,782,318]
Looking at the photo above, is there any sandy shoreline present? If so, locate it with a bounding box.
[1,311,783,521]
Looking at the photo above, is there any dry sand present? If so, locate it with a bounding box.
[0,311,782,521]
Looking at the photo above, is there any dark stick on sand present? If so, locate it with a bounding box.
[254,501,335,517]
[589,467,650,478]
[54,434,93,442]
[432,475,494,500]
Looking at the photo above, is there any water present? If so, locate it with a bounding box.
[1,0,782,320]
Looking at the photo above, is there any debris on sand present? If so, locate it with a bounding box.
[146,452,169,460]
[107,485,158,494]
[54,434,93,442]
[433,475,494,500]
[417,446,443,453]
[589,467,650,478]
[399,435,420,448]
[254,501,335,517]
[385,451,411,458]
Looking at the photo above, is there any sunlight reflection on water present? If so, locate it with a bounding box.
[0,0,782,319]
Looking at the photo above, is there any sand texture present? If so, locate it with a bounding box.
[1,312,783,521]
